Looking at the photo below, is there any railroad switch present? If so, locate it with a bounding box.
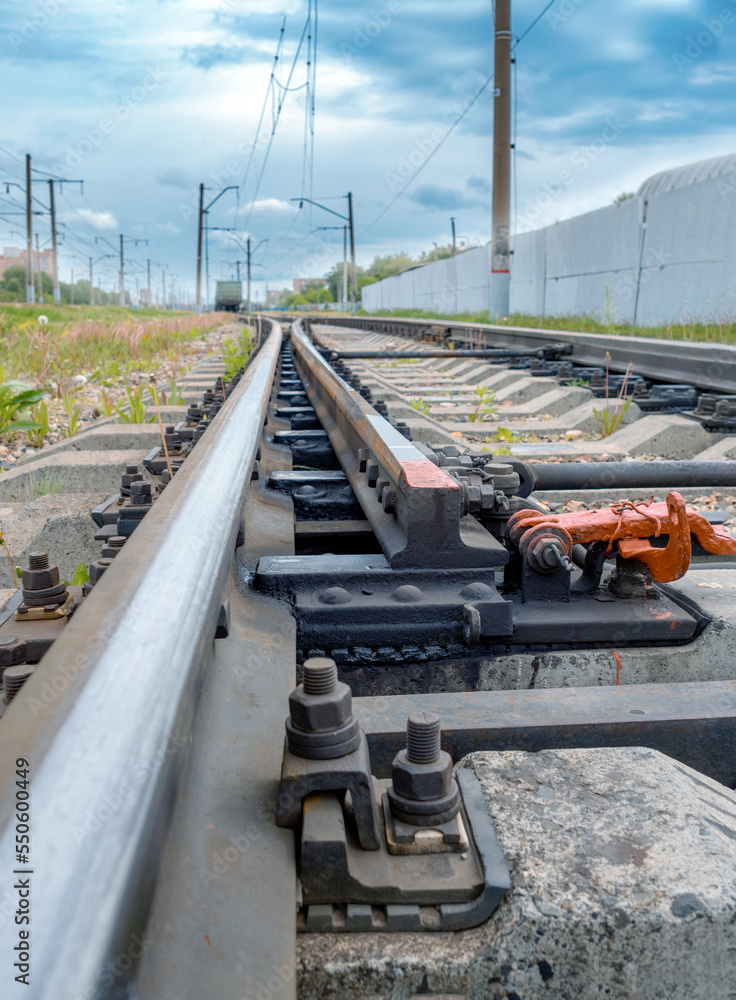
[278,660,510,933]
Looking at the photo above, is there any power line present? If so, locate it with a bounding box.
[514,0,557,47]
[359,69,496,239]
[238,19,286,198]
[241,13,311,233]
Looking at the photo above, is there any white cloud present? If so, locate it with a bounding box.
[692,64,736,86]
[62,208,118,230]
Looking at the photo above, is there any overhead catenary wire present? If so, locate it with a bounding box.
[513,0,558,48]
[359,69,496,239]
[241,14,311,234]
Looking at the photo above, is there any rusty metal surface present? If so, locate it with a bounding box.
[509,491,736,582]
[0,322,283,1000]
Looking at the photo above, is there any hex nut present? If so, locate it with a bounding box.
[390,748,454,802]
[0,638,28,667]
[21,565,60,591]
[288,681,353,733]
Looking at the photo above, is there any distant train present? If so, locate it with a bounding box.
[214,280,243,311]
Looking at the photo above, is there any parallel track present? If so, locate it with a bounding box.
[0,315,735,998]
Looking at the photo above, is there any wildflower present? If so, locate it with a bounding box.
[38,315,49,325]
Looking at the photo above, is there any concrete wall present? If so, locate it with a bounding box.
[361,168,736,326]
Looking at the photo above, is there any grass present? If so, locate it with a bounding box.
[0,304,226,386]
[0,304,228,451]
[6,472,64,503]
[467,385,497,422]
[592,355,633,438]
[221,327,253,379]
[410,398,431,415]
[364,308,736,345]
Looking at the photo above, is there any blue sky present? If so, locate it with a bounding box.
[0,0,734,304]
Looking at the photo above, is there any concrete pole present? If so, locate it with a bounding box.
[89,257,94,306]
[195,182,204,313]
[49,179,61,303]
[490,0,512,320]
[118,234,125,307]
[451,216,457,255]
[147,259,151,308]
[347,192,357,310]
[342,224,348,312]
[25,154,34,303]
[247,237,251,313]
[35,233,42,302]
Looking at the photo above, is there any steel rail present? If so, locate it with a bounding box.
[0,321,282,999]
[308,315,736,393]
[290,319,504,568]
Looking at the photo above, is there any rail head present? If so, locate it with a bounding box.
[291,319,505,569]
[0,320,283,999]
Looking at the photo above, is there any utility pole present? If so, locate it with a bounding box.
[451,217,457,256]
[162,269,166,309]
[71,268,74,306]
[490,0,512,319]
[347,191,357,309]
[25,154,34,303]
[89,257,94,306]
[147,259,152,307]
[49,179,60,303]
[196,182,204,313]
[119,233,125,306]
[95,235,147,307]
[342,225,348,312]
[246,236,251,313]
[35,234,42,302]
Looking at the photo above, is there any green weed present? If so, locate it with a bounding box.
[167,379,184,405]
[116,382,155,424]
[61,390,81,438]
[467,385,497,422]
[0,367,43,436]
[71,562,90,585]
[99,389,116,417]
[27,401,49,449]
[411,398,431,415]
[7,472,63,502]
[593,354,633,438]
[221,328,253,379]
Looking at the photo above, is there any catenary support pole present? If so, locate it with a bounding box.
[490,0,511,320]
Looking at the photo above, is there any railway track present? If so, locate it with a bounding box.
[0,315,735,999]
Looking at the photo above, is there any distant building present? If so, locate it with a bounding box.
[293,278,327,294]
[266,288,288,304]
[0,246,54,280]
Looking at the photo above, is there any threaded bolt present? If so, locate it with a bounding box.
[3,665,34,703]
[406,711,441,764]
[302,657,338,696]
[28,552,49,571]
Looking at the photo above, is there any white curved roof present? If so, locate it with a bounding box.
[637,152,736,199]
